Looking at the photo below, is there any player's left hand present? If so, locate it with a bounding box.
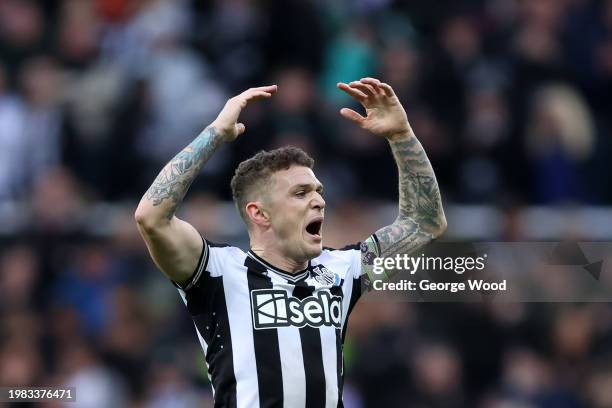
[337,78,411,141]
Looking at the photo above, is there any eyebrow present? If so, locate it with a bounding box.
[292,183,324,192]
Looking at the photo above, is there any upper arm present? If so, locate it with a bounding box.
[136,216,203,286]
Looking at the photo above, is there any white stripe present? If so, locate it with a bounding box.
[320,326,339,408]
[277,286,306,408]
[224,265,260,408]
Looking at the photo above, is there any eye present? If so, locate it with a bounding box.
[295,191,306,197]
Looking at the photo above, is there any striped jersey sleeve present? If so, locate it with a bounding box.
[172,238,236,291]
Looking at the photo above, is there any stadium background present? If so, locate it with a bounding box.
[2,0,612,406]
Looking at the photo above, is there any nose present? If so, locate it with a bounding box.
[312,192,326,211]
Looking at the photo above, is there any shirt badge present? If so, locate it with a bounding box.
[312,265,340,286]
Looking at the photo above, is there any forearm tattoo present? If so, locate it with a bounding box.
[391,136,444,231]
[374,135,444,259]
[144,127,222,219]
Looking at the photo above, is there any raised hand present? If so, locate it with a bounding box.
[211,85,278,142]
[337,78,411,141]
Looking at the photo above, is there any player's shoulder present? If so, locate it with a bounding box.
[312,243,362,277]
[207,240,244,255]
[205,240,247,274]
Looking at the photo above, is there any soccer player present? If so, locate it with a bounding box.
[135,78,446,407]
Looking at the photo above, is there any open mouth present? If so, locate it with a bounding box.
[305,219,323,238]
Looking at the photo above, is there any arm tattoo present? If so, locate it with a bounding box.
[361,222,433,286]
[144,126,222,219]
[376,219,433,257]
[390,136,444,233]
[362,134,445,278]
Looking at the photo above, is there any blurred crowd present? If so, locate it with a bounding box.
[2,0,612,205]
[2,0,612,406]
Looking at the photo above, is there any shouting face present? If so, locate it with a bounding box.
[263,166,325,262]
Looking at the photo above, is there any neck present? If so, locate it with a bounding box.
[250,245,308,274]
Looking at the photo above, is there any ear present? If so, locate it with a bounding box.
[245,201,270,227]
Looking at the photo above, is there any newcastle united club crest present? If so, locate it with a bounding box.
[311,265,341,286]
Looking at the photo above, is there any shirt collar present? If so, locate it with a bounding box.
[247,250,311,282]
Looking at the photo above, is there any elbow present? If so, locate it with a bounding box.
[134,205,166,233]
[416,213,447,240]
[428,208,448,239]
[134,207,146,226]
[134,207,152,232]
[432,215,448,239]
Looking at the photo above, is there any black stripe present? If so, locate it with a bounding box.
[293,285,327,408]
[371,233,382,255]
[185,272,237,408]
[245,257,284,408]
[207,240,232,248]
[323,242,361,251]
[336,330,344,408]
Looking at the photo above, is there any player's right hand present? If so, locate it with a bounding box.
[211,85,278,142]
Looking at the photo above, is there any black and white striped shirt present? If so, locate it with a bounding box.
[175,238,366,408]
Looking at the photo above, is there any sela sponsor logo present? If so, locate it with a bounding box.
[251,289,342,330]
